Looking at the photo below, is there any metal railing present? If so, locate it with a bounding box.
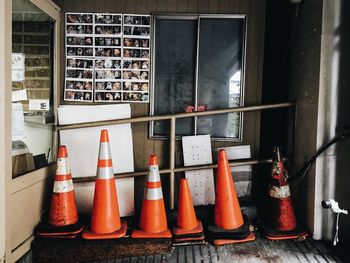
[57,102,295,209]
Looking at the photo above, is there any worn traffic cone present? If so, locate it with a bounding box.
[207,149,255,246]
[35,145,83,238]
[82,129,127,240]
[172,179,204,245]
[261,146,308,240]
[131,154,172,239]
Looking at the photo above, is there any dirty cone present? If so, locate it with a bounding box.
[172,178,205,245]
[82,129,127,240]
[207,149,255,246]
[35,145,83,238]
[261,146,308,240]
[131,154,172,239]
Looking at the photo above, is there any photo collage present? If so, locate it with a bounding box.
[64,13,150,103]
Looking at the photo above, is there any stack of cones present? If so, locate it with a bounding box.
[207,149,255,245]
[172,179,205,245]
[131,154,172,239]
[82,129,127,239]
[36,146,83,238]
[261,146,308,240]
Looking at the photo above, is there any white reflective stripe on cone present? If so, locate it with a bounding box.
[97,166,114,179]
[145,187,163,200]
[53,179,74,193]
[148,165,160,182]
[56,158,71,175]
[99,142,112,160]
[268,184,291,199]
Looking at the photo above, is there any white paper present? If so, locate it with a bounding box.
[216,145,252,198]
[12,89,28,102]
[74,178,134,217]
[12,53,25,82]
[58,104,130,125]
[29,99,50,111]
[12,103,25,141]
[58,104,134,216]
[182,135,215,206]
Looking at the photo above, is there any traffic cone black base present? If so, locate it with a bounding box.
[207,214,252,240]
[82,220,127,240]
[213,232,256,246]
[131,228,172,239]
[172,221,205,245]
[173,233,206,246]
[172,220,203,236]
[35,221,84,238]
[261,224,308,240]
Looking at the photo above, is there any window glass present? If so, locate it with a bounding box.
[153,19,197,136]
[12,0,55,178]
[197,18,244,138]
[151,15,245,139]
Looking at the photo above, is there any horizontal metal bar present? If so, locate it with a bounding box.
[57,102,295,131]
[72,158,272,183]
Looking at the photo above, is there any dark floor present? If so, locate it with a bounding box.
[18,236,344,263]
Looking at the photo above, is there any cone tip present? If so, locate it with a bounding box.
[149,154,158,165]
[180,178,188,184]
[58,145,68,158]
[100,129,109,142]
[218,149,227,159]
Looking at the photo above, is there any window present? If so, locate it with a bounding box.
[12,0,56,178]
[151,15,246,140]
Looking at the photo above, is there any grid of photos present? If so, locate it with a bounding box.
[64,13,151,103]
[122,14,150,102]
[94,58,122,102]
[65,58,94,102]
[66,13,94,59]
[94,13,122,59]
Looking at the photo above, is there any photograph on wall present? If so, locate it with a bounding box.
[67,13,93,24]
[95,37,121,47]
[95,14,122,25]
[123,26,150,37]
[123,15,150,26]
[64,12,150,103]
[64,57,93,102]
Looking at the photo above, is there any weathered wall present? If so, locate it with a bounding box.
[288,0,323,235]
[334,0,350,243]
[53,0,266,210]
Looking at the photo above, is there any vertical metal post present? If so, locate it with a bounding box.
[169,117,176,209]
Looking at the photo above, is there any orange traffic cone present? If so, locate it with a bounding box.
[131,154,172,239]
[172,179,204,245]
[36,145,83,238]
[207,149,255,246]
[82,129,127,240]
[261,146,308,240]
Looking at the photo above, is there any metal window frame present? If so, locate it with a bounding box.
[149,13,247,141]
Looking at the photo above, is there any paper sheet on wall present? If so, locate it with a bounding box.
[12,103,25,141]
[182,135,215,206]
[58,104,134,216]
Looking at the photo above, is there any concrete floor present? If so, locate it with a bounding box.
[18,235,343,263]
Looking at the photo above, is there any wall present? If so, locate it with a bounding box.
[0,0,12,262]
[53,0,266,209]
[334,0,350,243]
[315,0,350,242]
[287,0,323,235]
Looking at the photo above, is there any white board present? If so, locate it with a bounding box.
[182,135,215,206]
[58,104,134,216]
[215,145,252,198]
